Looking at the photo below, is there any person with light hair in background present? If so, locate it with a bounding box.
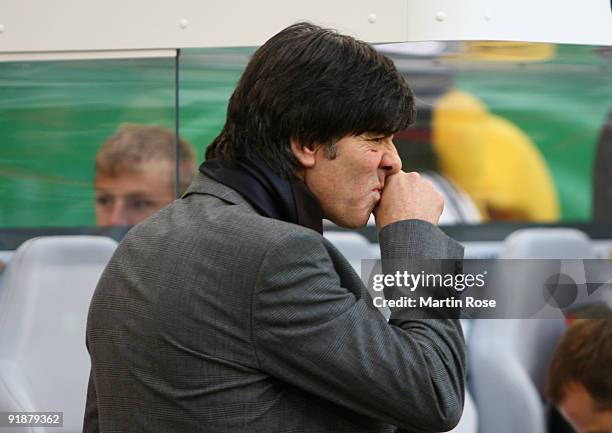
[547,320,612,433]
[94,124,196,226]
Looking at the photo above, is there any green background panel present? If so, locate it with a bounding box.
[456,45,612,221]
[0,49,253,228]
[0,45,610,228]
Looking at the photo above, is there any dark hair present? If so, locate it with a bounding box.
[206,22,416,178]
[547,319,612,411]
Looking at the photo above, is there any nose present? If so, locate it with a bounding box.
[107,201,130,226]
[379,141,402,175]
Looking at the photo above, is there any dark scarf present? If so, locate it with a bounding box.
[199,156,323,234]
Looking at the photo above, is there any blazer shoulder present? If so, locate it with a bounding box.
[239,212,324,249]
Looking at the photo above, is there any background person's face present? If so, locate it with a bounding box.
[560,382,612,433]
[95,160,176,226]
[302,134,402,228]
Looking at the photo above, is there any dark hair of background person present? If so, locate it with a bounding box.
[547,319,612,410]
[96,123,196,192]
[205,22,416,178]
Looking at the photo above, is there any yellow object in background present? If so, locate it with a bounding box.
[432,90,560,222]
[456,41,556,62]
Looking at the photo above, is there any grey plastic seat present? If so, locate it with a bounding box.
[323,231,379,275]
[500,228,597,260]
[0,236,117,433]
[498,228,600,318]
[470,228,597,433]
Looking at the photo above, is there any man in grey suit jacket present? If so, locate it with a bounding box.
[85,22,466,433]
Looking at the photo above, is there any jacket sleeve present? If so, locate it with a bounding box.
[82,370,99,433]
[251,219,466,433]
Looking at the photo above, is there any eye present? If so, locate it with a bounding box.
[125,197,156,211]
[369,134,395,145]
[366,136,389,151]
[95,194,113,208]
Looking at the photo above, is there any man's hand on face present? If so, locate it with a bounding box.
[374,171,444,229]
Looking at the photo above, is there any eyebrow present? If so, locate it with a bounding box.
[124,194,157,201]
[360,132,388,138]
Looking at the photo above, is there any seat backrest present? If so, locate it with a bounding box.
[469,319,551,433]
[497,228,598,318]
[323,231,379,274]
[470,228,597,433]
[0,236,117,433]
[500,228,597,259]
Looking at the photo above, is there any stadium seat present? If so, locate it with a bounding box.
[500,228,597,260]
[323,231,379,275]
[469,228,597,433]
[0,236,117,433]
[499,228,601,318]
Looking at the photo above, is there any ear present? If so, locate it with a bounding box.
[291,139,317,168]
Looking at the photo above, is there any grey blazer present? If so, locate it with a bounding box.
[84,172,466,433]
